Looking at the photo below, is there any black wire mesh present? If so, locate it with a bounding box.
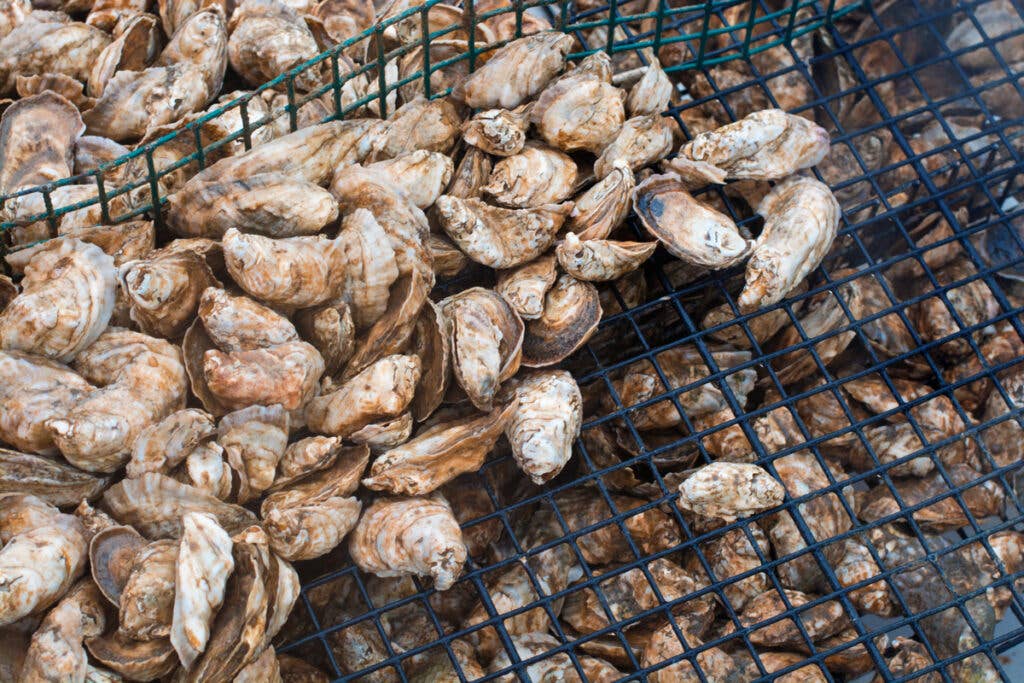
[264,0,1024,681]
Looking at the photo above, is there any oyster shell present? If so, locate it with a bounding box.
[410,300,450,422]
[634,172,751,267]
[452,32,574,109]
[496,253,558,321]
[363,401,516,495]
[593,113,675,179]
[229,0,322,90]
[89,525,145,606]
[349,493,467,590]
[446,145,492,199]
[369,96,462,161]
[677,462,784,523]
[118,539,178,640]
[85,631,177,681]
[218,404,289,502]
[0,448,109,506]
[483,142,578,208]
[462,104,532,157]
[567,160,635,241]
[295,300,355,376]
[504,369,582,484]
[667,108,830,183]
[522,274,601,367]
[121,248,220,339]
[531,52,626,153]
[20,580,108,683]
[325,209,394,331]
[627,57,672,116]
[204,340,324,413]
[0,19,110,96]
[739,176,840,311]
[305,354,420,437]
[342,271,428,380]
[86,13,159,87]
[441,287,524,411]
[0,239,116,363]
[369,150,454,210]
[427,234,469,278]
[0,91,83,196]
[5,221,155,277]
[197,287,299,353]
[556,232,657,282]
[170,511,234,669]
[349,414,413,452]
[49,328,187,473]
[435,195,574,269]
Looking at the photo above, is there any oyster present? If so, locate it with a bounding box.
[170,512,234,669]
[89,525,145,606]
[531,52,626,153]
[593,113,675,179]
[462,104,533,157]
[295,300,355,376]
[482,142,577,208]
[441,287,524,411]
[5,221,155,277]
[496,253,559,320]
[910,261,999,360]
[428,234,470,278]
[453,32,574,109]
[222,228,345,308]
[667,109,830,183]
[369,96,462,161]
[369,150,454,210]
[676,462,784,523]
[121,248,220,339]
[324,207,395,327]
[363,401,516,495]
[627,57,672,116]
[522,274,601,367]
[0,240,116,363]
[567,160,635,240]
[556,232,657,282]
[203,340,324,412]
[20,580,107,683]
[117,538,178,640]
[409,300,449,422]
[0,448,109,507]
[305,354,420,436]
[229,0,322,90]
[349,493,467,590]
[739,176,840,312]
[435,195,574,268]
[0,91,83,196]
[504,369,582,484]
[218,404,289,502]
[0,19,110,96]
[634,172,752,268]
[86,14,159,90]
[197,287,300,352]
[446,145,492,199]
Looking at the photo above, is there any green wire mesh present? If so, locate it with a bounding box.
[0,0,860,252]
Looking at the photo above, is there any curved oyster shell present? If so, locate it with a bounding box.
[349,493,467,590]
[0,239,116,363]
[0,20,110,97]
[446,145,492,199]
[531,52,625,153]
[504,369,581,484]
[334,209,400,330]
[0,351,93,455]
[452,32,574,109]
[0,91,83,195]
[462,104,532,157]
[343,271,428,380]
[86,13,159,95]
[483,142,578,208]
[0,449,109,507]
[305,354,421,437]
[121,248,220,339]
[170,512,234,669]
[203,340,324,413]
[522,274,601,368]
[410,300,450,422]
[118,538,178,640]
[369,150,454,210]
[496,254,558,320]
[634,172,752,268]
[217,403,288,502]
[556,233,657,282]
[568,160,635,241]
[19,579,107,683]
[198,287,299,353]
[739,176,840,312]
[228,0,322,90]
[6,221,155,277]
[295,300,355,376]
[435,195,574,269]
[223,228,345,308]
[363,401,516,495]
[85,631,177,681]
[89,525,145,606]
[627,58,672,116]
[349,413,412,452]
[369,96,462,161]
[668,109,830,183]
[441,287,524,411]
[593,113,675,179]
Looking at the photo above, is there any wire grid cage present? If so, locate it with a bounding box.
[259,0,1024,682]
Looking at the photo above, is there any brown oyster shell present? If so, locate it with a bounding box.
[453,32,574,109]
[503,369,582,484]
[410,300,450,422]
[568,160,635,241]
[116,539,177,640]
[593,113,675,179]
[89,525,145,606]
[5,221,154,277]
[86,13,160,96]
[462,104,533,157]
[343,271,429,380]
[85,632,177,681]
[369,150,454,210]
[126,408,215,478]
[627,57,672,116]
[197,287,299,353]
[333,208,400,331]
[218,404,289,502]
[228,0,322,90]
[556,233,657,282]
[305,354,421,437]
[295,299,355,377]
[522,274,602,367]
[446,145,492,199]
[0,448,109,507]
[483,142,578,208]
[0,91,83,195]
[203,340,324,412]
[0,20,110,97]
[369,96,462,161]
[531,52,626,153]
[121,248,220,339]
[496,253,558,320]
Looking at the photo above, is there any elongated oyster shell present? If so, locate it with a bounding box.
[556,233,657,282]
[121,248,220,339]
[627,58,672,116]
[0,20,110,96]
[364,401,516,495]
[531,52,626,153]
[369,150,454,210]
[568,160,635,241]
[0,239,116,363]
[333,209,400,330]
[306,354,420,436]
[0,351,93,454]
[447,145,492,199]
[170,512,233,669]
[218,404,288,502]
[118,539,178,640]
[593,114,675,179]
[668,109,830,183]
[0,448,109,507]
[295,300,355,376]
[409,301,449,422]
[47,328,187,473]
[496,254,558,320]
[462,104,532,157]
[503,369,581,484]
[441,287,524,411]
[522,274,601,367]
[204,340,324,412]
[229,0,322,90]
[369,96,462,161]
[0,91,83,195]
[739,177,840,312]
[483,142,578,208]
[634,172,752,268]
[222,228,345,308]
[5,221,155,277]
[20,579,107,682]
[197,287,299,353]
[349,493,466,590]
[86,13,158,89]
[453,32,574,109]
[435,195,574,269]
